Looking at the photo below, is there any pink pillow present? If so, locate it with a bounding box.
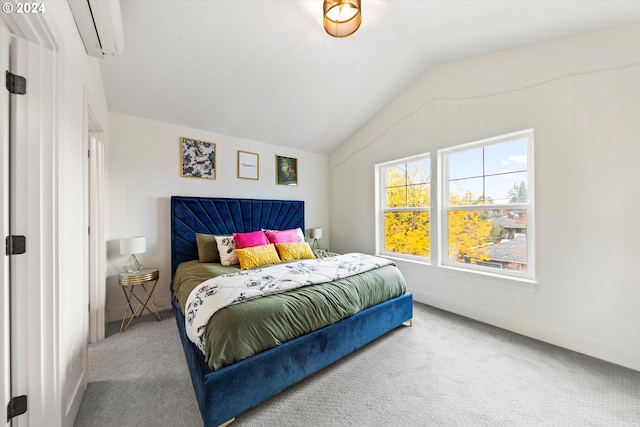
[233,231,269,249]
[265,229,299,244]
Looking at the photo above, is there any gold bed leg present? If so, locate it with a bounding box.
[403,318,413,327]
[218,418,235,427]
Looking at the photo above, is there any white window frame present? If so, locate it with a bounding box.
[438,129,535,280]
[375,153,431,263]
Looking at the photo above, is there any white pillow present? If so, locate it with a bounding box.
[214,235,239,266]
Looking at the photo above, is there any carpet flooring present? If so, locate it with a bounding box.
[74,302,640,426]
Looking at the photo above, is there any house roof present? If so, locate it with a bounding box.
[491,217,527,230]
[488,235,527,263]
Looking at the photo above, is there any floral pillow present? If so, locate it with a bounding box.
[214,235,239,266]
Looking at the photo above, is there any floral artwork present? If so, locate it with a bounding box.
[181,137,216,179]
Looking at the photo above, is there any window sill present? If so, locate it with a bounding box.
[378,253,430,267]
[378,254,538,294]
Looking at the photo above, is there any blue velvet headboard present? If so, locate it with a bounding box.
[170,196,305,279]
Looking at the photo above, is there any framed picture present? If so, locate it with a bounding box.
[181,137,216,179]
[237,150,259,180]
[276,154,298,186]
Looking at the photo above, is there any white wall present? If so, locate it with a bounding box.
[106,112,330,318]
[329,23,640,371]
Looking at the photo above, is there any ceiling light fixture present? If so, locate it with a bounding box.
[323,0,362,38]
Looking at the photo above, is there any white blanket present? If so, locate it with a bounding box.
[185,253,394,353]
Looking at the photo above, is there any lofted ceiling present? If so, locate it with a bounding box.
[100,1,640,154]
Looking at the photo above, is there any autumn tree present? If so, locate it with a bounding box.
[383,164,498,264]
[447,191,492,264]
[383,164,430,257]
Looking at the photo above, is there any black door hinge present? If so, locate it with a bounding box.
[5,235,26,255]
[7,395,27,421]
[6,70,27,95]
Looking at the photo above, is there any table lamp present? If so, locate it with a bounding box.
[120,236,146,273]
[309,228,323,249]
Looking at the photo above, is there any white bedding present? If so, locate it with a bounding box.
[185,253,394,353]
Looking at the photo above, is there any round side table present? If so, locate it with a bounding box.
[118,268,161,332]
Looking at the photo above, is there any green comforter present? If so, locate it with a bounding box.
[173,250,406,370]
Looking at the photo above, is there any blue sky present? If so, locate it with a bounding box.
[448,138,528,204]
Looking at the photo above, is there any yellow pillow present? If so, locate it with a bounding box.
[275,242,316,261]
[235,244,281,270]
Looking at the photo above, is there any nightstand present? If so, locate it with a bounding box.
[118,268,162,332]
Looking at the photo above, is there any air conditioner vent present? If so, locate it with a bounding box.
[68,0,124,60]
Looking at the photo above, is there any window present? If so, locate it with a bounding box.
[376,154,431,261]
[440,130,534,278]
[375,130,534,280]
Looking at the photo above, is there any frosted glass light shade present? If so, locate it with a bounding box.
[310,228,323,249]
[323,0,362,38]
[309,228,323,239]
[120,236,146,255]
[120,236,146,273]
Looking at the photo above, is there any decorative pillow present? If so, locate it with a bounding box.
[233,230,269,249]
[195,233,221,263]
[236,244,281,270]
[214,235,239,266]
[265,228,300,244]
[275,242,316,261]
[263,227,305,242]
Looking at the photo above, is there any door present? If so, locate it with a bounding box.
[1,27,64,426]
[0,24,12,427]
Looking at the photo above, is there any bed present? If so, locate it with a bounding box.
[170,196,413,426]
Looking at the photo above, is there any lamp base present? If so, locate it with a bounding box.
[312,239,320,249]
[122,254,143,273]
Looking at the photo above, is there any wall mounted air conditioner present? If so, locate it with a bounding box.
[68,0,124,60]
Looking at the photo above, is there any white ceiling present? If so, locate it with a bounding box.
[100,1,640,154]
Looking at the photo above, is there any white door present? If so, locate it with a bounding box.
[7,34,33,427]
[1,27,65,426]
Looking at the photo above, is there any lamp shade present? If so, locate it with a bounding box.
[120,236,146,255]
[309,228,323,239]
[323,0,362,38]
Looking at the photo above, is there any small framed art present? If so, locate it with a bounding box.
[181,137,216,179]
[237,150,259,180]
[276,154,298,186]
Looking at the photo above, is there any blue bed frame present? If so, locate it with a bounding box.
[170,196,413,426]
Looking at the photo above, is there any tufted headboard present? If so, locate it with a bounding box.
[170,196,305,279]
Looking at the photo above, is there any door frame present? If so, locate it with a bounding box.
[87,108,106,343]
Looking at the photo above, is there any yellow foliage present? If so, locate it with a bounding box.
[383,163,430,257]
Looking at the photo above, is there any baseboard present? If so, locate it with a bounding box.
[106,296,173,324]
[410,289,640,372]
[64,371,85,427]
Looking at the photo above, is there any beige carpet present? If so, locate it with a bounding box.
[75,303,640,426]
